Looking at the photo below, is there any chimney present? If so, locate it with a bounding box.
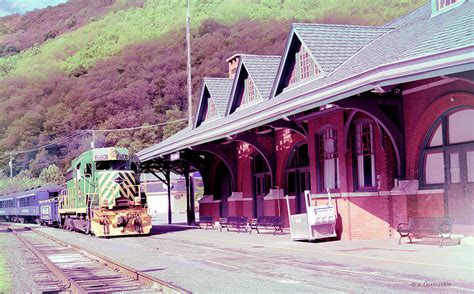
[226,54,241,79]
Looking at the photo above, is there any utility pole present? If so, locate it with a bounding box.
[91,130,95,149]
[186,0,192,126]
[8,152,13,178]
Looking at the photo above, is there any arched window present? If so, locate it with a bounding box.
[353,121,376,190]
[421,108,474,187]
[317,128,339,191]
[253,153,271,217]
[286,144,311,213]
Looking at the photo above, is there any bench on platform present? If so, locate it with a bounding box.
[195,216,215,230]
[249,216,285,235]
[219,216,248,233]
[397,217,454,246]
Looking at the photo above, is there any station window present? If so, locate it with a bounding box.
[318,128,339,191]
[287,44,320,87]
[432,0,464,15]
[242,77,258,105]
[205,99,217,120]
[354,122,376,189]
[421,108,474,187]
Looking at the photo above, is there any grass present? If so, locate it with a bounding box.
[0,237,11,292]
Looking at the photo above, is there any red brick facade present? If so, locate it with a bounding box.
[199,79,474,240]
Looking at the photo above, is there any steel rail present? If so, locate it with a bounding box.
[13,229,83,294]
[33,229,191,294]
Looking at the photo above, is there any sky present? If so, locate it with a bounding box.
[0,0,67,17]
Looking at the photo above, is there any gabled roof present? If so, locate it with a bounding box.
[226,54,281,115]
[194,77,233,128]
[204,78,234,115]
[271,23,392,97]
[292,23,392,74]
[138,3,473,162]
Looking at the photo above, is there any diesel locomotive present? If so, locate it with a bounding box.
[59,147,151,237]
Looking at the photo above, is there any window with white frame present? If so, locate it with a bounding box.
[205,98,217,120]
[319,128,339,191]
[354,123,376,189]
[421,108,474,187]
[241,77,258,105]
[287,44,320,87]
[433,0,464,14]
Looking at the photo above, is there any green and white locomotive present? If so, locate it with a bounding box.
[58,147,151,237]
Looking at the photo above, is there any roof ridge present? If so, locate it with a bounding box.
[240,54,281,58]
[204,77,233,80]
[292,22,390,29]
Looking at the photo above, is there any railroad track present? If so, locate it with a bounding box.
[6,225,190,294]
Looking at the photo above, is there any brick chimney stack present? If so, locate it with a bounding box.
[226,54,240,79]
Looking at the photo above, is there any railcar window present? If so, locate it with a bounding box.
[96,160,128,171]
[1,200,14,208]
[18,196,36,207]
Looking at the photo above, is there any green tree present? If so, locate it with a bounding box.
[38,164,65,184]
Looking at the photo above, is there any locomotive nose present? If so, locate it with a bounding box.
[98,171,137,208]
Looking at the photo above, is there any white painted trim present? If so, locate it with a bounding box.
[417,189,445,195]
[402,78,454,95]
[16,193,36,199]
[228,198,253,202]
[198,195,221,204]
[263,189,285,200]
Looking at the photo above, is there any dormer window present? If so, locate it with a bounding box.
[288,45,320,87]
[205,99,217,120]
[242,77,259,105]
[432,0,464,15]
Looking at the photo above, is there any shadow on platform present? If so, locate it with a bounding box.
[150,223,195,235]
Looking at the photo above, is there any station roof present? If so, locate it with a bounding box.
[138,2,474,162]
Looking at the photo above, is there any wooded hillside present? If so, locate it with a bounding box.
[0,0,425,188]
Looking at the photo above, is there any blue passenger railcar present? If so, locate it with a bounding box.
[39,197,60,226]
[0,185,62,223]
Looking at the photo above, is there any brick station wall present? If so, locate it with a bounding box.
[198,79,473,239]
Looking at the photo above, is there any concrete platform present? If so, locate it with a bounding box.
[12,223,474,293]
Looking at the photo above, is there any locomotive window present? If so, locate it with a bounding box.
[76,163,81,180]
[131,162,139,174]
[49,192,59,199]
[85,164,92,177]
[65,170,73,181]
[96,160,128,171]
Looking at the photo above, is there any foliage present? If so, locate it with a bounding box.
[0,0,426,78]
[0,172,44,195]
[0,0,426,174]
[0,0,144,56]
[38,164,65,184]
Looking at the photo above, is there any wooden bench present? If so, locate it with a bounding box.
[249,216,285,235]
[397,217,454,246]
[195,216,214,230]
[219,216,248,233]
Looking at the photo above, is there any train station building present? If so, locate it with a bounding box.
[138,1,474,240]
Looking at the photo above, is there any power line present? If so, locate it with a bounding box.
[87,118,188,132]
[9,131,87,155]
[4,117,188,157]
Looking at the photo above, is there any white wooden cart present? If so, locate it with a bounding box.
[285,190,337,241]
